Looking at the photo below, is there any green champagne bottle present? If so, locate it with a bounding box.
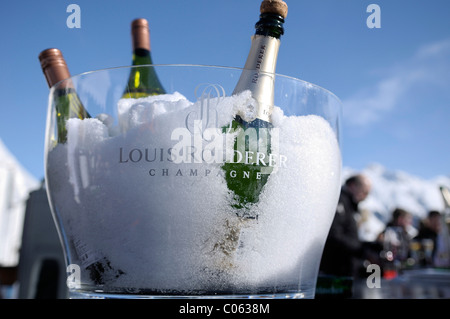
[122,18,166,98]
[40,49,124,284]
[222,0,288,216]
[39,48,91,144]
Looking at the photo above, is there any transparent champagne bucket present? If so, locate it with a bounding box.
[44,64,342,298]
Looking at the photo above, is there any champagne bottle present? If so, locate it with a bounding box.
[122,18,166,98]
[40,49,124,284]
[39,48,91,143]
[222,0,288,216]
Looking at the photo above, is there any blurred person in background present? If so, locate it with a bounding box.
[377,208,417,275]
[319,174,374,278]
[377,208,417,245]
[415,210,443,262]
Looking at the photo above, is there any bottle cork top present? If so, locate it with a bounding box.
[260,0,288,19]
[38,48,71,88]
[131,18,151,51]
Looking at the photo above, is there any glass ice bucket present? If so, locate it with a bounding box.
[44,64,342,298]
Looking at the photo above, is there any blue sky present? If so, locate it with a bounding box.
[1,0,450,180]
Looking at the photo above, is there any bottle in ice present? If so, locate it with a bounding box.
[39,48,91,143]
[72,237,125,285]
[222,0,288,215]
[122,18,166,98]
[40,49,125,284]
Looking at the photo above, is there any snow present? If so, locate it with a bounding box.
[0,139,40,267]
[46,91,342,291]
[1,111,449,280]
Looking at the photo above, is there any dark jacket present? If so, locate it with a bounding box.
[319,188,364,277]
[415,223,439,259]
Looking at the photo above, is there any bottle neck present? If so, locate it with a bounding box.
[242,35,280,78]
[130,18,153,66]
[131,19,151,51]
[232,12,285,123]
[132,48,153,65]
[232,34,281,123]
[44,64,71,89]
[255,13,285,38]
[246,12,284,75]
[39,48,72,88]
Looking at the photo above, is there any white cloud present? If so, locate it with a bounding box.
[342,38,450,127]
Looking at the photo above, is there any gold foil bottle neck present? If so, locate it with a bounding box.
[131,18,151,51]
[38,48,71,88]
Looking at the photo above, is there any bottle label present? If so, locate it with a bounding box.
[73,237,102,268]
[233,35,281,123]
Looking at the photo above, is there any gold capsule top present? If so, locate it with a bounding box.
[131,18,151,51]
[38,48,71,88]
